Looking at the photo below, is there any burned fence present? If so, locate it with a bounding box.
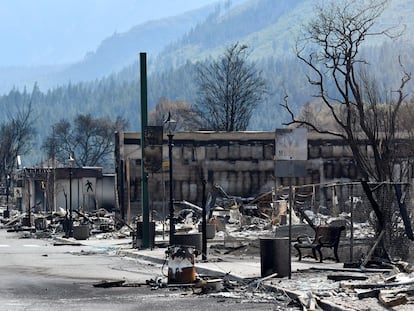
[272,181,414,261]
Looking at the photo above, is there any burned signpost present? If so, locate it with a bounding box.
[274,128,308,279]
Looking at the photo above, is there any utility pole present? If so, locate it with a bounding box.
[140,52,150,249]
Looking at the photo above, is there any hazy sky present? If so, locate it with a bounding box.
[0,0,221,67]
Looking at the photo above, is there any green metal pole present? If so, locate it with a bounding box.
[140,52,150,249]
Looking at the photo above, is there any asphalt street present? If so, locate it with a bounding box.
[0,229,297,310]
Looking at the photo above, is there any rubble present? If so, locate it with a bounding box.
[0,207,131,238]
[92,280,126,288]
[1,183,414,310]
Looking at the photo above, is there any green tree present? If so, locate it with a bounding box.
[43,114,128,168]
[195,42,267,131]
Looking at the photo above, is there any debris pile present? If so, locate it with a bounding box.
[2,181,414,310]
[260,260,414,310]
[0,207,132,240]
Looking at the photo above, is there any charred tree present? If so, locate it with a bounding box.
[282,0,413,257]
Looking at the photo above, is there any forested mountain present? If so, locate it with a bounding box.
[1,0,414,164]
[0,3,219,93]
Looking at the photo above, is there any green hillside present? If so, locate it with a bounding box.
[0,0,413,164]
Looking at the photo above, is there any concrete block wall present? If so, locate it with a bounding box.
[116,131,360,217]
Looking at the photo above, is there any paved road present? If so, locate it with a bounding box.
[0,229,296,310]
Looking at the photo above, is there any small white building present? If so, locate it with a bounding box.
[14,167,117,214]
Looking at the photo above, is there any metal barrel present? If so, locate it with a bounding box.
[167,246,196,284]
[173,233,202,253]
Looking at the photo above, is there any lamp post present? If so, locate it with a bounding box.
[164,112,176,245]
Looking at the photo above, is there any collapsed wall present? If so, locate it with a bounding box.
[115,131,359,219]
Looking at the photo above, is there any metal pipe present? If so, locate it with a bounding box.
[168,133,175,245]
[201,174,207,260]
[69,167,73,237]
[140,52,150,249]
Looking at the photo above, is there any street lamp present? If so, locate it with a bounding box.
[164,112,176,245]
